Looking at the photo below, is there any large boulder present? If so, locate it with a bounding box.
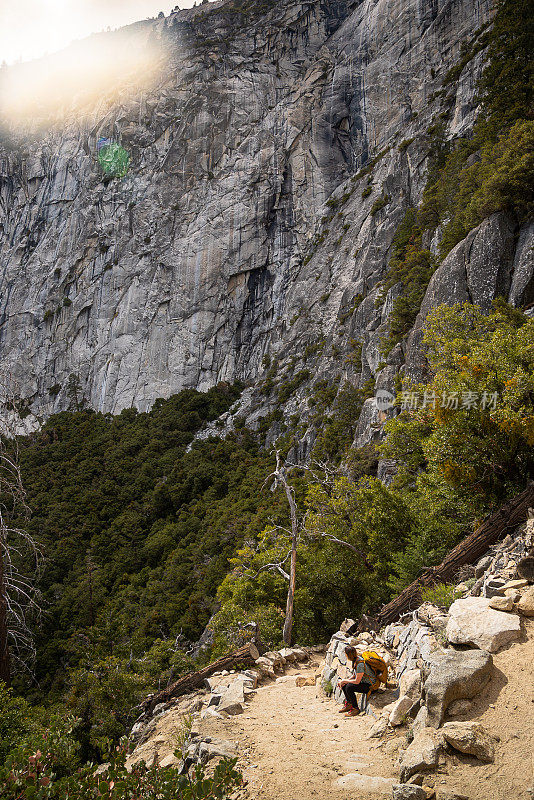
[398,727,443,782]
[423,648,493,727]
[441,721,495,763]
[446,597,521,652]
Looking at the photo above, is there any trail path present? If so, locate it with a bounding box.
[204,658,399,799]
[201,624,534,800]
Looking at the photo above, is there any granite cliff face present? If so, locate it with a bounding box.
[0,0,531,441]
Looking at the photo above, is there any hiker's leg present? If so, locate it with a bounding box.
[351,682,372,712]
[352,682,372,697]
[344,684,359,708]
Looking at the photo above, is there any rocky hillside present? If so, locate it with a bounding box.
[2,0,527,451]
[123,510,534,800]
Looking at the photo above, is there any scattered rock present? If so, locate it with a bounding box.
[441,721,495,763]
[262,651,286,670]
[411,706,429,734]
[500,579,529,593]
[384,738,403,756]
[390,695,414,726]
[504,588,521,601]
[446,597,521,652]
[484,577,506,598]
[517,586,534,616]
[398,728,442,782]
[423,648,493,727]
[296,675,316,687]
[392,784,427,800]
[255,657,276,678]
[279,647,298,663]
[436,789,469,800]
[488,596,514,611]
[200,707,223,720]
[475,555,493,578]
[216,679,246,715]
[340,618,357,634]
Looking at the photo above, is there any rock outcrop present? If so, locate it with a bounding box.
[3,0,528,451]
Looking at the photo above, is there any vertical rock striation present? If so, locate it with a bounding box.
[1,0,529,435]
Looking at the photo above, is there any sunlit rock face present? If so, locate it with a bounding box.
[1,0,527,431]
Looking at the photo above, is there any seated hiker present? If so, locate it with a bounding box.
[337,646,383,716]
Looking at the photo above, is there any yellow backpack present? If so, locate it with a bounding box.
[361,650,388,692]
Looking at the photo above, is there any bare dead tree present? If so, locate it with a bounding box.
[0,374,42,684]
[267,451,299,646]
[242,454,373,646]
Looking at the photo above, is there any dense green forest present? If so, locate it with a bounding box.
[0,0,533,795]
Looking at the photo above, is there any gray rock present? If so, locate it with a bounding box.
[217,678,246,714]
[446,699,472,717]
[446,597,522,652]
[441,721,495,763]
[197,738,237,763]
[484,577,508,599]
[389,695,414,726]
[0,0,499,450]
[406,213,516,381]
[392,785,427,800]
[423,649,493,727]
[368,715,389,738]
[399,669,422,703]
[398,727,442,782]
[474,555,493,579]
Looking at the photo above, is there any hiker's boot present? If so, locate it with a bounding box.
[338,702,352,713]
[348,706,361,716]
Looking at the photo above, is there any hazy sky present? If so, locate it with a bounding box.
[0,0,198,64]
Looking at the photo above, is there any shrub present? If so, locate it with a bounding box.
[370,194,391,216]
[0,740,241,800]
[421,583,462,609]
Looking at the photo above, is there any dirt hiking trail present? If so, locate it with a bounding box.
[201,623,534,800]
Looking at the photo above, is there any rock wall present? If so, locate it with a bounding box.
[1,0,520,437]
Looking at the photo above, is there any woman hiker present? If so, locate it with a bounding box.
[337,646,377,716]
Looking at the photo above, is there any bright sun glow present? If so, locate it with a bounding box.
[0,27,165,123]
[0,1,196,66]
[0,1,200,124]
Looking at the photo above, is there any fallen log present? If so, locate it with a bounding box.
[375,482,534,628]
[139,641,260,718]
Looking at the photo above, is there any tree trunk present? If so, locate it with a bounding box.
[138,641,260,719]
[0,550,11,685]
[281,473,298,646]
[375,482,534,628]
